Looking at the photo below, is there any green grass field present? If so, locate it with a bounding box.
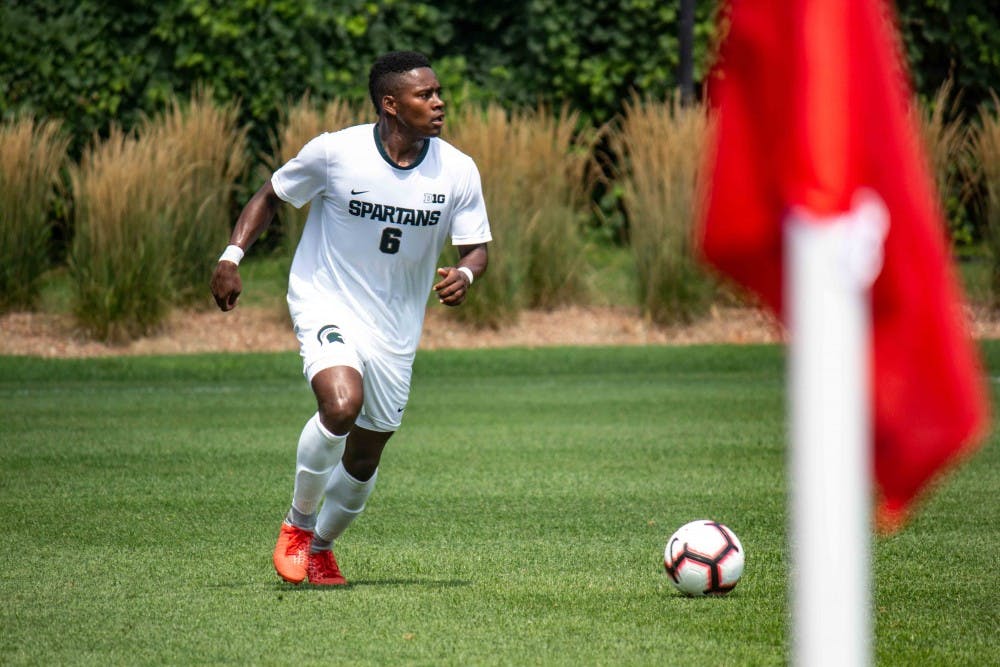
[1,344,997,665]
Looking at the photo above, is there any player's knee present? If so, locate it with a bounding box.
[317,396,361,435]
[344,456,379,482]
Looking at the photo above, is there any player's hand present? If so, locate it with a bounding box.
[211,261,243,311]
[433,266,470,307]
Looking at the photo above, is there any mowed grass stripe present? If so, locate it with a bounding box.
[0,344,996,666]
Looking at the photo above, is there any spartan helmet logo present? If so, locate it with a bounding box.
[317,324,345,345]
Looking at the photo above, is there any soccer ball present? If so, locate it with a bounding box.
[663,520,745,596]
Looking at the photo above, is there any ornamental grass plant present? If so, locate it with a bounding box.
[609,94,715,325]
[445,104,592,327]
[69,127,177,342]
[969,93,1000,311]
[514,106,595,310]
[142,87,248,304]
[0,116,69,312]
[917,79,971,246]
[441,104,523,328]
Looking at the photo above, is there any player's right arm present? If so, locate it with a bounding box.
[210,179,283,312]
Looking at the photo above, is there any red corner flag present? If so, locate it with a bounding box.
[698,0,988,526]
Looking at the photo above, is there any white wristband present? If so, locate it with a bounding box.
[457,266,474,285]
[218,245,244,266]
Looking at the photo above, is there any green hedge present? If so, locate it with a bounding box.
[3,1,997,159]
[0,0,721,158]
[0,1,454,157]
[898,0,1000,114]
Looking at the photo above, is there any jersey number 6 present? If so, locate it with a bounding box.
[379,227,402,254]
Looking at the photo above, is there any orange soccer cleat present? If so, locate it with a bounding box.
[273,521,313,584]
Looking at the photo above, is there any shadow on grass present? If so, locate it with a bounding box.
[202,580,469,594]
[258,579,472,593]
[265,578,472,591]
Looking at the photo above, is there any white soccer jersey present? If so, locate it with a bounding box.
[272,123,492,355]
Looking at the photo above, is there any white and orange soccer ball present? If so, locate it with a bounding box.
[663,520,745,596]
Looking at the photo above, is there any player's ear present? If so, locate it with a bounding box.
[381,94,397,118]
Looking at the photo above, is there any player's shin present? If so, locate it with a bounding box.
[289,412,347,528]
[313,461,378,547]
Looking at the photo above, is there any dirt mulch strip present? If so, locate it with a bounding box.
[2,304,996,359]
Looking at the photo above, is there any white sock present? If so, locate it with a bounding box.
[289,413,347,524]
[315,462,378,543]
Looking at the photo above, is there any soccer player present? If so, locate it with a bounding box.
[210,51,491,585]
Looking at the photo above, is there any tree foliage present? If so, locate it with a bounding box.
[446,0,719,122]
[897,0,1000,114]
[0,0,454,156]
[1,0,997,162]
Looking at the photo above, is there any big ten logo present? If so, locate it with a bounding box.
[423,193,446,204]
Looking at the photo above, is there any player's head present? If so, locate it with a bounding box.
[369,51,434,115]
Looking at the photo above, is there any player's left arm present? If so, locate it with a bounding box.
[434,243,488,307]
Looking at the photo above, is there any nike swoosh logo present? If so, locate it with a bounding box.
[351,189,369,195]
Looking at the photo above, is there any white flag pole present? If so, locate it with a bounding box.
[785,191,888,667]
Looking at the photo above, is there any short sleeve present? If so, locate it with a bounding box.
[270,134,329,209]
[450,159,492,245]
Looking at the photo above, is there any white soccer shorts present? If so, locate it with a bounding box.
[290,302,413,433]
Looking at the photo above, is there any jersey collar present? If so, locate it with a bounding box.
[373,124,430,171]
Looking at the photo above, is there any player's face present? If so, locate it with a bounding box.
[389,67,445,138]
